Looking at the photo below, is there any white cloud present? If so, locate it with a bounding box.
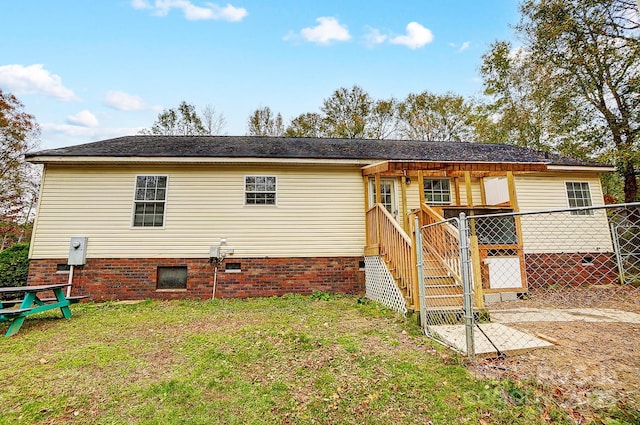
[131,0,150,9]
[389,22,434,49]
[363,27,387,47]
[0,64,77,101]
[104,90,155,111]
[448,41,471,52]
[66,110,99,128]
[286,17,351,45]
[41,123,143,140]
[132,0,247,22]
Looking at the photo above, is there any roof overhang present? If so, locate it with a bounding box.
[26,156,372,166]
[361,160,549,177]
[546,164,616,173]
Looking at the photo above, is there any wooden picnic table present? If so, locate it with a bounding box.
[0,284,86,337]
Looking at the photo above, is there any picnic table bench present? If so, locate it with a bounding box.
[0,284,86,337]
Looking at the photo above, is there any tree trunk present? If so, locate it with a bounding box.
[623,162,638,203]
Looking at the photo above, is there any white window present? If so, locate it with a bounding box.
[245,176,277,205]
[565,181,593,215]
[132,175,167,227]
[423,179,451,205]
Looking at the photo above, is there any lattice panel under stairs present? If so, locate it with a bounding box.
[364,256,408,315]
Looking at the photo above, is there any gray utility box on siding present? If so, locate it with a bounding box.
[68,237,88,266]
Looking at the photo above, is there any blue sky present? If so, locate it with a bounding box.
[0,1,520,150]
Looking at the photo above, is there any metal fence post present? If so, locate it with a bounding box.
[610,222,625,284]
[458,212,475,358]
[414,216,427,333]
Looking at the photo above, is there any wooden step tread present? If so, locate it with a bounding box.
[424,306,463,311]
[423,284,461,288]
[425,294,463,299]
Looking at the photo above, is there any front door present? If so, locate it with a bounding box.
[369,178,398,220]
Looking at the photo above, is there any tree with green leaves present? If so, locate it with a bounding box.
[0,90,40,250]
[247,106,284,137]
[368,98,399,140]
[284,112,325,137]
[142,101,209,136]
[479,41,586,155]
[511,0,639,202]
[321,85,373,139]
[397,90,480,142]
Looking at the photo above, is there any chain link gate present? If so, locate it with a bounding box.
[610,206,640,285]
[416,203,640,359]
[415,214,476,357]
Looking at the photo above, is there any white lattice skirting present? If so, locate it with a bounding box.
[364,256,408,315]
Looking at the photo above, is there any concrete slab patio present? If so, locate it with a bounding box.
[490,308,640,324]
[427,307,640,357]
[428,323,554,357]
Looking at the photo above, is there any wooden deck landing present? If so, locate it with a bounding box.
[428,323,554,357]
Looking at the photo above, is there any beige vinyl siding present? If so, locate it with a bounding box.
[30,164,366,259]
[515,173,612,253]
[457,177,482,206]
[406,181,421,212]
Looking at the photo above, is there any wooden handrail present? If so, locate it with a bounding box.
[365,204,415,307]
[418,203,463,285]
[420,204,459,239]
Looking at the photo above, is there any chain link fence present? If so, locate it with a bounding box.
[417,203,640,358]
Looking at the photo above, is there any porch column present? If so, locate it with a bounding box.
[401,175,409,232]
[507,171,527,292]
[464,171,473,206]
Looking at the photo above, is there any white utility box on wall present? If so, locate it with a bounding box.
[484,256,522,289]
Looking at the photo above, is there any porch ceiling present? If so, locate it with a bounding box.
[361,160,548,177]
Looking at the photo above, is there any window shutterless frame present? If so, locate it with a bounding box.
[423,178,452,205]
[244,175,277,206]
[131,175,169,228]
[564,181,594,215]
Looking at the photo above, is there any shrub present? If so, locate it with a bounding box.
[0,244,30,287]
[309,291,335,301]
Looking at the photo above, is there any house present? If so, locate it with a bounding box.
[25,136,614,308]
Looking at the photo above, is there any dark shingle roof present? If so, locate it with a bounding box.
[26,135,607,167]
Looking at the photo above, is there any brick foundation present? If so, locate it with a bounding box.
[27,257,365,301]
[524,252,618,288]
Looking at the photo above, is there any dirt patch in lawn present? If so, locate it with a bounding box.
[469,318,640,422]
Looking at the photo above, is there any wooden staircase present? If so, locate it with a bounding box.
[423,253,463,307]
[366,204,417,309]
[365,202,475,319]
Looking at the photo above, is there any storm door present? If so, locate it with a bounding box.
[369,178,399,221]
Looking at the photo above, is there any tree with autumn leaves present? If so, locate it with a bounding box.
[483,0,639,202]
[0,90,40,250]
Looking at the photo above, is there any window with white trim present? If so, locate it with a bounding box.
[423,179,451,205]
[565,181,593,215]
[132,175,167,227]
[245,176,277,205]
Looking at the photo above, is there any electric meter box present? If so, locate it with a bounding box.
[68,237,88,266]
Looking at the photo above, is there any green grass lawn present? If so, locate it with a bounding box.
[0,295,578,424]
